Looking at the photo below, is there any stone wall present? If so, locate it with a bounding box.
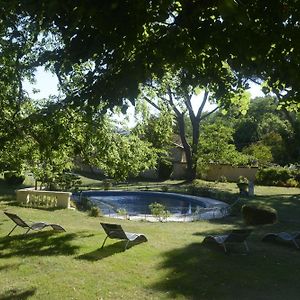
[204,164,258,182]
[16,188,71,209]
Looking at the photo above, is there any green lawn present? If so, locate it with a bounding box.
[0,178,300,299]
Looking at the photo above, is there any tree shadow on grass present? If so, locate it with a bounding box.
[0,288,36,300]
[76,241,125,261]
[76,239,147,261]
[0,179,28,201]
[0,199,18,206]
[262,237,300,250]
[0,263,21,272]
[149,238,300,299]
[16,206,67,212]
[0,231,80,258]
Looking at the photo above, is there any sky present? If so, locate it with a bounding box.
[23,67,59,100]
[23,67,265,127]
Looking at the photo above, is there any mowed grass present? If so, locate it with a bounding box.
[0,178,300,299]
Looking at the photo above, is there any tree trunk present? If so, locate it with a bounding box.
[176,113,197,181]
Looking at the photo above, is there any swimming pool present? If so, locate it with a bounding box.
[78,191,229,221]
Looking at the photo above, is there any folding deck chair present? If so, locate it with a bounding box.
[100,222,147,250]
[4,212,65,236]
[202,229,252,253]
[262,232,300,249]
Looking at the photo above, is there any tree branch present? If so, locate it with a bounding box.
[196,90,209,119]
[167,87,182,117]
[199,106,219,121]
[12,49,24,120]
[184,93,195,118]
[143,96,162,111]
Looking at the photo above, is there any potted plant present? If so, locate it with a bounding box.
[237,176,249,196]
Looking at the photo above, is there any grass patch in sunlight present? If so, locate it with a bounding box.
[0,176,300,299]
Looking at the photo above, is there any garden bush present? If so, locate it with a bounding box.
[89,206,102,217]
[48,172,82,191]
[161,185,169,192]
[158,159,172,180]
[117,208,128,219]
[103,179,114,190]
[256,167,300,187]
[149,202,170,221]
[242,204,277,225]
[286,178,299,187]
[78,196,93,211]
[188,182,238,204]
[3,171,25,185]
[218,175,228,183]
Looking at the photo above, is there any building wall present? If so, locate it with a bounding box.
[170,147,186,163]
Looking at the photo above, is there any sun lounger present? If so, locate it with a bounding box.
[100,222,147,250]
[4,212,65,236]
[203,229,252,253]
[262,232,300,249]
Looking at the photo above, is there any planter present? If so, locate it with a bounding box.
[237,182,249,196]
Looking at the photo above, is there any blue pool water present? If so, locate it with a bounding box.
[78,191,228,218]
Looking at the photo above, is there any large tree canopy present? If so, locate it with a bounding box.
[1,1,300,111]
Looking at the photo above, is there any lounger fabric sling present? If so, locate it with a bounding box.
[262,232,300,249]
[4,212,65,236]
[100,222,147,250]
[203,229,252,253]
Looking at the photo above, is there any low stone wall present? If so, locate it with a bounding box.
[16,188,71,209]
[204,164,258,182]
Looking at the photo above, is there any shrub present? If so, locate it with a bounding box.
[149,202,170,221]
[79,196,93,211]
[238,176,249,184]
[242,143,273,166]
[89,206,102,217]
[293,166,300,183]
[286,178,299,187]
[255,167,298,186]
[218,175,227,183]
[158,159,172,180]
[161,185,169,192]
[117,208,128,219]
[60,173,82,190]
[187,182,212,197]
[50,172,82,191]
[4,171,25,185]
[103,179,114,190]
[187,181,238,204]
[242,204,277,225]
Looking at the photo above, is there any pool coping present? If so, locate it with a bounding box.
[74,190,230,222]
[78,190,228,208]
